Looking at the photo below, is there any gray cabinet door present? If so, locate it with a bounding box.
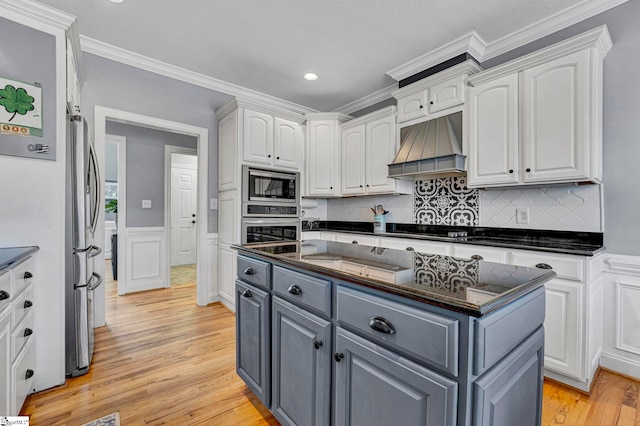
[473,327,545,426]
[235,280,270,407]
[334,327,458,426]
[272,296,332,426]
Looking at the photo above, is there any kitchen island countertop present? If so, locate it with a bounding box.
[0,246,39,273]
[234,239,556,317]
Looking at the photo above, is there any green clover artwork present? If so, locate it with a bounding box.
[0,84,35,122]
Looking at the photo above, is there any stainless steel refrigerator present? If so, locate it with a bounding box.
[65,114,103,377]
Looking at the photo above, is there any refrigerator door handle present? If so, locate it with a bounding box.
[87,272,103,291]
[88,142,101,234]
[87,245,102,258]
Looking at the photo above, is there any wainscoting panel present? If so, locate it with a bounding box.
[615,281,640,356]
[208,233,220,305]
[125,227,167,293]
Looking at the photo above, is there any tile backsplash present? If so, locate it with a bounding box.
[323,176,602,232]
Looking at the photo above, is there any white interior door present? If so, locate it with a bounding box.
[171,159,198,266]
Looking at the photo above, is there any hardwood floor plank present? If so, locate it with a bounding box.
[20,261,640,425]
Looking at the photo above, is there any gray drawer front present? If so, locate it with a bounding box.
[474,287,546,375]
[237,256,271,289]
[273,266,331,318]
[336,286,459,376]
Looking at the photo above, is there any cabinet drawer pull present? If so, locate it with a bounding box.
[369,316,396,334]
[24,300,33,309]
[0,291,9,301]
[405,247,415,252]
[508,169,514,174]
[288,284,303,296]
[24,271,33,279]
[334,352,344,362]
[314,340,323,350]
[242,289,253,298]
[352,241,358,244]
[24,328,33,337]
[25,369,34,380]
[471,255,483,261]
[243,267,254,276]
[535,263,553,270]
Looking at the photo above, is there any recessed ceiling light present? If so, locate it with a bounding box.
[109,0,124,3]
[304,73,318,81]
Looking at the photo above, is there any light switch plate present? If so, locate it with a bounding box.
[516,208,529,224]
[210,198,218,210]
[142,199,152,209]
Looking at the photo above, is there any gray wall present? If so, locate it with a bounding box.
[479,0,640,255]
[105,140,118,182]
[106,122,197,227]
[80,53,234,232]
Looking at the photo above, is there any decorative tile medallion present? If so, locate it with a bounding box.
[414,176,479,225]
[413,253,478,293]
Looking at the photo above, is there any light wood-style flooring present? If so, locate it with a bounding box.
[21,262,640,425]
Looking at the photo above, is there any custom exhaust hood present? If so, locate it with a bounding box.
[388,111,465,179]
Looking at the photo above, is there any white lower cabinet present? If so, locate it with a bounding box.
[218,245,237,311]
[0,310,10,415]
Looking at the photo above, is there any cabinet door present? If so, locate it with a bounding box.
[334,327,457,426]
[0,312,10,416]
[218,111,238,191]
[217,191,238,245]
[236,280,271,407]
[306,121,339,196]
[466,73,519,187]
[396,90,428,123]
[217,245,237,311]
[341,125,366,195]
[428,75,465,114]
[543,279,583,379]
[365,115,397,194]
[243,109,274,165]
[521,50,589,183]
[274,118,302,170]
[272,297,331,426]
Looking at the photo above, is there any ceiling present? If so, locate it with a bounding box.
[36,0,624,113]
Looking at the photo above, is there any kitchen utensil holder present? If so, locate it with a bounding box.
[373,215,386,234]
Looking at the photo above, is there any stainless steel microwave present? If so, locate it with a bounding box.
[242,165,300,217]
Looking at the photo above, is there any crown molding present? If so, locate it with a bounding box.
[80,36,318,116]
[0,0,75,31]
[386,0,626,83]
[392,60,483,99]
[340,106,397,129]
[387,32,487,81]
[468,25,612,86]
[335,83,398,115]
[304,112,353,122]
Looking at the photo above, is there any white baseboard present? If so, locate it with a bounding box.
[600,353,640,380]
[219,292,235,313]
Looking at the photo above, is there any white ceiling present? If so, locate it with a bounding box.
[36,0,624,113]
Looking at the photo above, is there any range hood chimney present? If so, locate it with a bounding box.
[388,112,465,179]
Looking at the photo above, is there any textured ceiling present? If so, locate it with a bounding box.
[36,0,621,112]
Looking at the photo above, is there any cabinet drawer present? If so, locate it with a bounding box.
[336,286,459,376]
[237,256,271,289]
[0,270,11,314]
[12,339,35,415]
[273,266,331,318]
[334,233,379,247]
[12,311,34,360]
[12,256,35,298]
[12,285,34,329]
[452,245,509,263]
[379,237,451,255]
[512,251,584,281]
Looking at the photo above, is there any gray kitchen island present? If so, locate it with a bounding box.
[233,239,556,426]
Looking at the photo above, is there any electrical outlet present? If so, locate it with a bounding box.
[142,199,152,209]
[516,208,529,224]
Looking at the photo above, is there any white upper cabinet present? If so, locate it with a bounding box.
[466,26,611,188]
[339,107,411,197]
[466,73,520,187]
[242,110,303,170]
[218,110,238,191]
[396,90,428,123]
[428,74,466,114]
[66,38,81,114]
[306,118,344,197]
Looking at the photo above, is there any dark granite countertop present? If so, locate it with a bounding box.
[306,221,604,256]
[234,239,556,317]
[0,246,39,273]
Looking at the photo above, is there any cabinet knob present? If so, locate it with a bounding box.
[369,316,396,334]
[471,255,484,261]
[0,291,9,301]
[535,263,553,270]
[25,369,35,380]
[242,289,253,298]
[526,168,531,172]
[243,267,254,276]
[192,213,196,217]
[276,156,280,160]
[191,220,196,224]
[314,340,323,350]
[352,241,358,244]
[419,105,423,109]
[268,154,271,158]
[405,247,415,252]
[508,169,514,174]
[24,328,33,337]
[429,101,434,105]
[24,300,33,309]
[366,184,370,187]
[334,352,344,362]
[330,186,333,190]
[24,271,33,279]
[360,185,363,188]
[288,284,303,296]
